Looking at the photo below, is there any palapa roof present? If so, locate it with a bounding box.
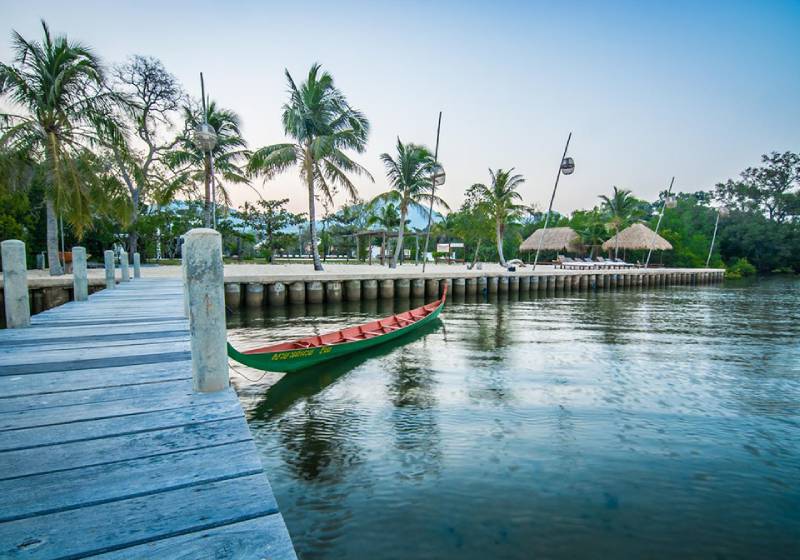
[520,227,583,252]
[601,222,673,251]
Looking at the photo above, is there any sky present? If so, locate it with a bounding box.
[3,0,799,215]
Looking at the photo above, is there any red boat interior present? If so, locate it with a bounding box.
[243,287,447,355]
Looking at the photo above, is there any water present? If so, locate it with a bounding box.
[227,277,800,560]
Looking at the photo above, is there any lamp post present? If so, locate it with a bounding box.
[706,206,729,267]
[194,73,218,229]
[532,133,574,271]
[644,177,675,269]
[422,112,444,273]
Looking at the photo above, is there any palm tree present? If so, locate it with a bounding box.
[0,21,111,275]
[248,64,372,271]
[166,101,249,228]
[367,202,403,265]
[373,138,448,268]
[467,168,525,266]
[599,186,638,258]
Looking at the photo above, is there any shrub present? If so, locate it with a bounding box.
[726,257,756,279]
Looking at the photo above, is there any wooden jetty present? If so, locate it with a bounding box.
[0,278,296,559]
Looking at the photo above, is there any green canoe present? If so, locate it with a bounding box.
[227,283,447,373]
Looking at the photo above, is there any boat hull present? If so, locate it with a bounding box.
[227,297,444,373]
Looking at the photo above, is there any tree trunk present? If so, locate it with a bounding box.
[496,221,507,267]
[45,198,64,276]
[468,238,482,270]
[203,155,212,228]
[306,149,323,271]
[391,203,407,269]
[381,232,386,266]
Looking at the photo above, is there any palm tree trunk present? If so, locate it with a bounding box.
[306,150,323,271]
[128,190,140,255]
[468,238,482,270]
[45,198,64,276]
[496,221,507,267]
[390,201,408,269]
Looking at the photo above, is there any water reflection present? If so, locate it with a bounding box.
[228,277,800,560]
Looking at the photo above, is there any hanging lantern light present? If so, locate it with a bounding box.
[194,122,217,153]
[431,163,446,186]
[718,207,730,218]
[665,195,677,208]
[560,156,575,175]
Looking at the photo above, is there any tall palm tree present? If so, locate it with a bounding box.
[0,21,111,275]
[248,64,372,271]
[166,101,249,228]
[467,168,525,267]
[367,202,403,265]
[599,186,638,258]
[373,138,448,268]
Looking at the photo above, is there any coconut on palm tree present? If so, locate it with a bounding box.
[248,63,372,271]
[166,101,249,228]
[467,168,525,267]
[372,138,448,268]
[0,21,112,275]
[599,186,638,258]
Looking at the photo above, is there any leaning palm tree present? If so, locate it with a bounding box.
[373,138,448,268]
[467,168,525,267]
[0,21,111,275]
[166,101,249,228]
[248,63,372,271]
[599,186,638,258]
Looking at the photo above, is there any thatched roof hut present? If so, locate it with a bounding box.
[601,222,672,251]
[520,227,583,252]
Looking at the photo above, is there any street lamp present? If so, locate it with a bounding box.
[422,112,444,273]
[665,195,677,209]
[706,206,729,267]
[532,133,575,271]
[196,73,218,229]
[194,122,217,153]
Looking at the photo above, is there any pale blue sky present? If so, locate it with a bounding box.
[3,0,799,214]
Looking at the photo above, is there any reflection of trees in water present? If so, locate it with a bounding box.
[386,336,443,480]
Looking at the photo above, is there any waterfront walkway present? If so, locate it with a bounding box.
[0,279,296,559]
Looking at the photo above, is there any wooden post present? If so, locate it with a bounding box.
[184,228,228,393]
[133,252,141,279]
[120,251,130,282]
[1,240,31,328]
[72,246,88,302]
[104,250,115,289]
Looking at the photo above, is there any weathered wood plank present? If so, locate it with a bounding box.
[0,330,189,350]
[0,474,279,560]
[0,350,192,375]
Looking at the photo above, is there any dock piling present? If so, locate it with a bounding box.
[225,283,242,309]
[133,252,141,278]
[120,251,130,282]
[104,250,115,289]
[1,240,31,328]
[326,281,343,303]
[268,282,287,306]
[72,246,88,302]
[246,283,265,307]
[184,228,229,393]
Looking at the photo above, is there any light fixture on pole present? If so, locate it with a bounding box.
[644,177,675,269]
[706,206,729,267]
[422,112,443,273]
[194,73,218,229]
[532,133,575,271]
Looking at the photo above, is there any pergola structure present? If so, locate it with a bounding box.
[348,229,427,265]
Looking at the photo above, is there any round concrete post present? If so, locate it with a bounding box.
[184,228,228,393]
[589,274,597,290]
[345,280,361,302]
[133,252,141,279]
[395,278,410,298]
[579,274,588,291]
[411,278,425,298]
[246,283,265,308]
[307,281,324,304]
[1,240,30,328]
[104,250,115,289]
[72,246,88,302]
[519,276,530,293]
[510,276,519,294]
[453,277,466,297]
[363,279,378,300]
[120,251,130,282]
[555,275,564,292]
[532,275,541,292]
[326,281,342,303]
[380,279,395,299]
[268,282,287,306]
[572,274,580,291]
[488,277,499,294]
[425,278,440,298]
[499,276,509,294]
[225,283,242,309]
[289,281,306,304]
[466,277,478,296]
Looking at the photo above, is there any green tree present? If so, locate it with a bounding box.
[599,186,641,258]
[166,101,249,228]
[239,198,305,262]
[0,21,112,274]
[373,138,447,268]
[452,193,495,269]
[467,168,525,266]
[248,63,373,271]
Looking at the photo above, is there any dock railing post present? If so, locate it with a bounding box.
[72,246,88,301]
[104,250,115,289]
[133,252,141,279]
[1,240,31,328]
[184,228,229,393]
[120,251,130,282]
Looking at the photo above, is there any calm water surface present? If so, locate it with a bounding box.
[228,277,800,560]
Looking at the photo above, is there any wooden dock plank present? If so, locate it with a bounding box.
[0,278,296,559]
